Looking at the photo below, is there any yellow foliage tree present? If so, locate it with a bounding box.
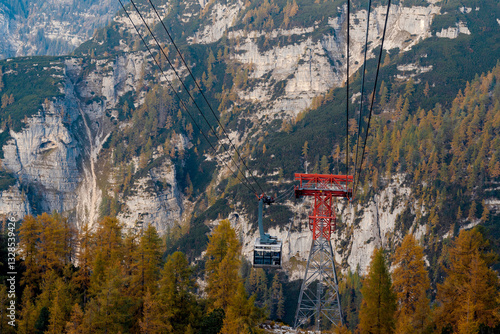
[392,234,431,333]
[221,281,264,334]
[435,228,500,332]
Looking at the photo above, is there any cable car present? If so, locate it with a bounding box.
[253,195,282,268]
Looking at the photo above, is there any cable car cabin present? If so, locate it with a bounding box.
[253,238,282,268]
[253,194,282,268]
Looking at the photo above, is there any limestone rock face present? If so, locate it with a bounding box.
[117,159,183,235]
[335,177,413,274]
[2,108,81,215]
[0,186,31,220]
[0,0,120,59]
[0,53,185,235]
[184,2,445,126]
[436,21,471,39]
[191,0,244,44]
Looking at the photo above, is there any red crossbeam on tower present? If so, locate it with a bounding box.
[294,173,353,240]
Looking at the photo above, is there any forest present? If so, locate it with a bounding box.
[0,211,499,333]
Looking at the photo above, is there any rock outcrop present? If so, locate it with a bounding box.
[0,0,120,59]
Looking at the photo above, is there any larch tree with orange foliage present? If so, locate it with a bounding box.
[392,234,431,333]
[435,228,500,333]
[205,219,241,311]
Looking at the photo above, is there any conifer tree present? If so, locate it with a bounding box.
[270,273,285,319]
[221,281,264,334]
[0,284,15,333]
[18,286,37,334]
[435,228,500,332]
[83,266,132,333]
[136,225,163,294]
[358,248,396,334]
[89,216,124,293]
[34,306,50,334]
[65,304,85,334]
[158,251,198,333]
[73,222,93,306]
[339,268,362,331]
[246,268,268,309]
[47,277,75,334]
[423,82,430,97]
[140,289,173,334]
[321,155,330,174]
[38,212,68,274]
[404,78,415,98]
[18,215,42,287]
[205,220,241,311]
[0,67,4,92]
[468,201,477,221]
[392,234,431,333]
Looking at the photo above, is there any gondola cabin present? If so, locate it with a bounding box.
[254,238,282,268]
[252,194,282,268]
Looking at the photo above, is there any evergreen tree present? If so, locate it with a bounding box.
[270,273,285,319]
[392,234,431,333]
[339,268,362,331]
[379,81,388,107]
[0,67,4,92]
[83,266,132,333]
[34,306,50,334]
[198,308,225,334]
[246,268,268,309]
[136,225,163,294]
[358,248,396,334]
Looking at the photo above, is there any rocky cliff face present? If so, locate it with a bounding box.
[0,52,184,233]
[0,0,120,59]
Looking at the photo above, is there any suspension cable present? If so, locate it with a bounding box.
[117,0,256,194]
[354,0,392,194]
[145,0,265,194]
[274,186,296,203]
[345,0,350,190]
[353,0,373,188]
[128,0,260,194]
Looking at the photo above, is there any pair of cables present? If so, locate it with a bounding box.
[116,0,264,196]
[346,0,392,195]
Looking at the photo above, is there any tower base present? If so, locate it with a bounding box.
[294,236,343,331]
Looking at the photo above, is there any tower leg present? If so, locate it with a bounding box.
[294,235,343,331]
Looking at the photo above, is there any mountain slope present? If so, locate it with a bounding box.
[0,0,499,278]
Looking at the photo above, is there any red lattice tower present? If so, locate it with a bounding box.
[294,173,353,240]
[293,173,353,330]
